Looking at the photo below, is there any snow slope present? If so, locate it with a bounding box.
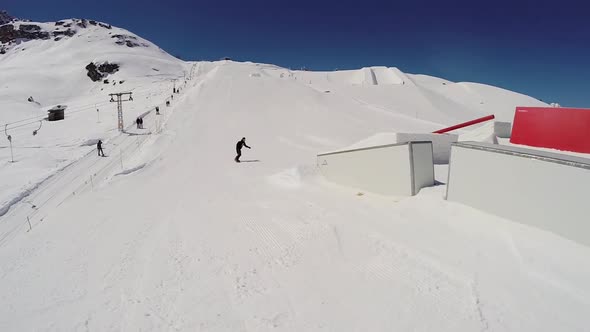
[1,59,589,331]
[1,19,588,332]
[0,18,191,213]
[286,67,546,124]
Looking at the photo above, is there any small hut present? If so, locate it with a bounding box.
[47,105,67,121]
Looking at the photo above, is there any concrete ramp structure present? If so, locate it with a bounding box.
[447,142,590,246]
[318,141,435,196]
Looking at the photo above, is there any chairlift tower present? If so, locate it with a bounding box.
[109,92,133,131]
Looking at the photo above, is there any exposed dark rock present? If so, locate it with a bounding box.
[76,19,87,28]
[98,62,119,74]
[89,20,97,25]
[85,63,102,82]
[98,22,112,29]
[103,79,109,84]
[19,24,41,32]
[53,29,76,37]
[0,24,15,43]
[113,34,137,40]
[1,19,82,48]
[86,62,120,82]
[0,10,16,25]
[0,23,50,43]
[112,34,148,48]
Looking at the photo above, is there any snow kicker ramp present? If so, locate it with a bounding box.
[322,66,406,86]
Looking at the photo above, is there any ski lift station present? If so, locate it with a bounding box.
[47,105,67,121]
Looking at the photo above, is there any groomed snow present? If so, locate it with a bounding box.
[1,19,589,332]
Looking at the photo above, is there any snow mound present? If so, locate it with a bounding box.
[114,163,146,177]
[322,66,406,86]
[268,167,303,189]
[368,66,406,85]
[267,165,320,189]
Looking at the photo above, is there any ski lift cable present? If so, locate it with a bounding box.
[6,79,191,223]
[3,92,166,134]
[0,101,109,128]
[0,114,47,128]
[5,119,45,131]
[3,80,177,143]
[2,101,111,129]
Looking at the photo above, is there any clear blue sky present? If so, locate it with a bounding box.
[4,0,590,107]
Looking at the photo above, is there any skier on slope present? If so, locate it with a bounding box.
[235,137,251,163]
[97,139,105,157]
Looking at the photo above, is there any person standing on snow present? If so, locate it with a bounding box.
[235,137,251,163]
[97,139,105,157]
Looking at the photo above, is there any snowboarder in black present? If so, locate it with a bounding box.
[136,117,140,129]
[235,137,251,162]
[156,106,160,115]
[97,140,105,157]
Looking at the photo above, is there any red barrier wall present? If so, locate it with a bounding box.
[510,107,590,153]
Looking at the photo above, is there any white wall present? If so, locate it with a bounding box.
[410,142,436,194]
[447,142,590,246]
[396,133,457,164]
[494,121,512,138]
[318,142,434,196]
